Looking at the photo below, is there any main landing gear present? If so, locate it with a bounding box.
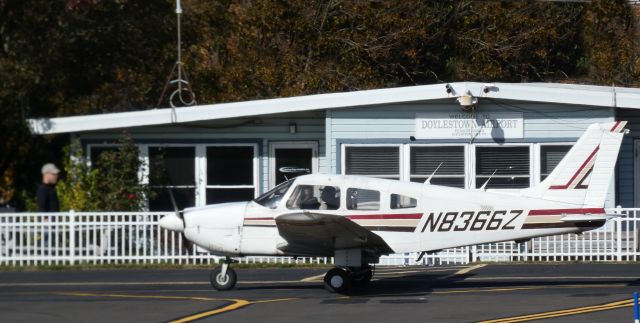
[210,257,237,291]
[323,265,373,293]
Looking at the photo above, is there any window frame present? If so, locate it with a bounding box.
[145,144,198,211]
[346,187,381,211]
[128,142,259,209]
[472,143,533,190]
[406,143,467,188]
[268,141,319,189]
[341,144,403,180]
[535,142,574,184]
[340,142,545,191]
[204,143,260,204]
[390,193,418,210]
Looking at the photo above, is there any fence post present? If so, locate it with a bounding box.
[471,245,477,263]
[616,216,623,262]
[69,210,76,265]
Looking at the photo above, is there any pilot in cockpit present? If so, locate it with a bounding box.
[319,186,340,210]
[297,186,320,209]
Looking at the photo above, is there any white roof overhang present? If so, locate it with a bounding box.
[27,82,640,135]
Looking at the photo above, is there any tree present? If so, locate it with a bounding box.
[581,0,640,85]
[56,134,152,211]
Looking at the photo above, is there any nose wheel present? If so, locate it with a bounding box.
[210,258,237,291]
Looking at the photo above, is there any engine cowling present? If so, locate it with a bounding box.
[182,202,247,256]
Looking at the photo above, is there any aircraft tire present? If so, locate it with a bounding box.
[324,267,351,293]
[210,266,237,291]
[351,269,373,286]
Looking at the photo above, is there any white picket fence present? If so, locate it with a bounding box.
[1,208,639,266]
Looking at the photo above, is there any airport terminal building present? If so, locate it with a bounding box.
[27,82,640,211]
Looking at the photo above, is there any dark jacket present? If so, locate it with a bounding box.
[37,184,59,212]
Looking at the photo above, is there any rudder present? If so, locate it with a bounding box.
[522,121,626,207]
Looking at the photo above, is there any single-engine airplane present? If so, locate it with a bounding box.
[160,121,627,293]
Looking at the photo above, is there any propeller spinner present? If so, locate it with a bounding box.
[159,189,185,232]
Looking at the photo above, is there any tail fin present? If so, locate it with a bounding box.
[522,121,627,207]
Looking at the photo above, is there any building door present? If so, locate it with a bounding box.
[269,142,318,188]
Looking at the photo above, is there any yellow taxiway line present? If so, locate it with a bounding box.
[433,283,626,295]
[478,298,635,323]
[452,263,487,276]
[340,283,627,299]
[169,299,252,323]
[466,275,640,281]
[56,292,298,323]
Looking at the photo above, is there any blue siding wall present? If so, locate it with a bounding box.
[328,99,620,205]
[616,108,640,207]
[328,100,613,172]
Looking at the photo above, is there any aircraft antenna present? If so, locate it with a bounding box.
[425,162,444,184]
[156,0,197,110]
[480,169,498,191]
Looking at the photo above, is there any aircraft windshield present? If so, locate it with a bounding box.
[253,180,294,209]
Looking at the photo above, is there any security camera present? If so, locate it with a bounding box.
[482,83,496,94]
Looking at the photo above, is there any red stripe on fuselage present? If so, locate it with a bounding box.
[549,145,599,190]
[346,213,423,220]
[528,208,605,216]
[245,213,424,221]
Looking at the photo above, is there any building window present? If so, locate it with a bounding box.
[410,146,465,188]
[148,146,196,211]
[540,145,572,181]
[206,146,256,204]
[347,188,380,210]
[344,146,400,179]
[475,146,530,189]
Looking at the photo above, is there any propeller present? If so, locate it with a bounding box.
[159,188,186,233]
[168,187,182,220]
[159,188,193,253]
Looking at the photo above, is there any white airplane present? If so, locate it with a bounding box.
[160,121,627,293]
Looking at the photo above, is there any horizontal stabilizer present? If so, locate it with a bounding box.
[560,214,608,222]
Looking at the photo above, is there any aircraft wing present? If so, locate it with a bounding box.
[274,211,394,257]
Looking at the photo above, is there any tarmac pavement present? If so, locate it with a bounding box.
[1,263,639,322]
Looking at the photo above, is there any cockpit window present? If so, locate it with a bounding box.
[286,185,341,210]
[347,188,380,210]
[390,193,417,209]
[254,180,294,209]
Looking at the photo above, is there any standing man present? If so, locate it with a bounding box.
[37,163,60,212]
[37,163,60,248]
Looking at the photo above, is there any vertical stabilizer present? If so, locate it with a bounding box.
[522,121,626,207]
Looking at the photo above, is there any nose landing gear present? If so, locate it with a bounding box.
[210,257,237,291]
